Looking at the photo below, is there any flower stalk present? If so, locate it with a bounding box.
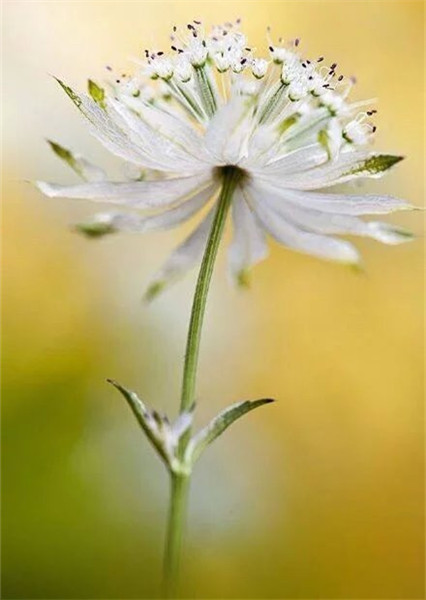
[36,18,414,600]
[163,166,242,597]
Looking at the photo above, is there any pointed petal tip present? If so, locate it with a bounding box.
[106,378,119,387]
[52,77,82,107]
[144,280,166,303]
[348,260,366,274]
[236,269,251,289]
[74,221,116,239]
[46,139,71,156]
[35,180,52,195]
[367,153,405,174]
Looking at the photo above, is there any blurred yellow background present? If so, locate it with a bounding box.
[2,1,424,598]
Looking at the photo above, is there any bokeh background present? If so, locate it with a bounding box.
[2,1,424,598]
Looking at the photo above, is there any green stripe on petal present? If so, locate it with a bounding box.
[88,79,106,109]
[347,154,404,177]
[54,77,82,108]
[47,140,107,182]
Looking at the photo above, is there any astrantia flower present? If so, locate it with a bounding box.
[37,20,414,297]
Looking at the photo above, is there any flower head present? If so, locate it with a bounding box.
[37,20,414,297]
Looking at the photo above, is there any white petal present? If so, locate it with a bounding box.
[121,97,210,165]
[244,126,277,167]
[228,188,268,283]
[107,98,208,172]
[47,140,107,182]
[362,222,414,245]
[78,95,169,170]
[256,148,370,190]
[248,179,412,215]
[75,156,107,182]
[145,209,214,299]
[280,107,331,150]
[204,95,254,165]
[79,184,217,233]
[325,118,345,161]
[36,172,213,208]
[248,187,360,264]
[258,195,413,245]
[259,143,329,176]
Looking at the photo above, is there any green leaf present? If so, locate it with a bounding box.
[106,379,170,465]
[185,397,275,466]
[88,79,106,109]
[347,154,404,177]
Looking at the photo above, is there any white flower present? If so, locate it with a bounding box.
[37,20,414,298]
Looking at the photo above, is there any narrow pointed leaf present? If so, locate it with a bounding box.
[106,378,170,465]
[186,398,275,466]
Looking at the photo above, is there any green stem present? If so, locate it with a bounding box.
[162,166,242,597]
[163,473,190,598]
[180,166,241,414]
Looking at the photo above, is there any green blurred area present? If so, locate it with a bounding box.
[2,1,424,598]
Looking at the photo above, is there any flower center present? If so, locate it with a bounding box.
[215,165,247,185]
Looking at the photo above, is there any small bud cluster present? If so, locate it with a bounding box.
[99,20,378,150]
